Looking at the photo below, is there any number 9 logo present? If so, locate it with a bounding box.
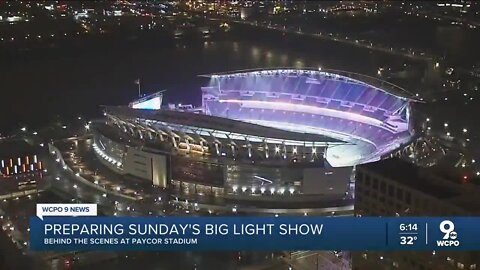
[439,220,455,240]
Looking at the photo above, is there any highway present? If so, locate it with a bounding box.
[208,17,436,63]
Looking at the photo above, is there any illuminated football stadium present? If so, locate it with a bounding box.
[93,68,417,204]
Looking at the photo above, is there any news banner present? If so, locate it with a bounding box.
[29,203,480,251]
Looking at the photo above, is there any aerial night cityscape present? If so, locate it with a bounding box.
[0,0,479,269]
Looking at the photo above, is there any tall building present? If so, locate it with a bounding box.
[353,158,480,270]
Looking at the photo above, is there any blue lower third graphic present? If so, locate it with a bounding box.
[29,217,480,251]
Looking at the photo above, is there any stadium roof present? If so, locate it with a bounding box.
[200,68,420,101]
[105,106,345,144]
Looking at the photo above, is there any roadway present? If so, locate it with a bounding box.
[207,17,435,62]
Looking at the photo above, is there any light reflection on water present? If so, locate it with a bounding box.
[0,32,434,134]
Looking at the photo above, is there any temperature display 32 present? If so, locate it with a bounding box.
[388,221,428,250]
[399,223,419,245]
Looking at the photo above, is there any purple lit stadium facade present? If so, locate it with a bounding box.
[202,69,415,167]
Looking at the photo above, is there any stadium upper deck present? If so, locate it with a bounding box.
[200,68,416,166]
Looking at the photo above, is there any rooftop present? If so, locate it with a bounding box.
[360,158,460,199]
[359,158,480,214]
[0,139,37,160]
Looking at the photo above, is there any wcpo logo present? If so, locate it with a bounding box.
[436,220,459,247]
